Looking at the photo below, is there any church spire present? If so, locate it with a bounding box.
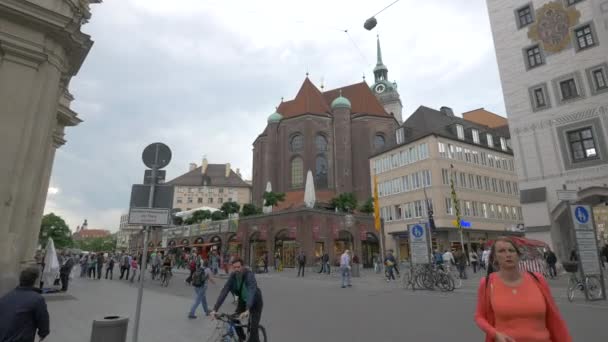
[374,35,388,82]
[376,35,385,67]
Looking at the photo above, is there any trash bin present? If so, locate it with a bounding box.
[90,316,129,342]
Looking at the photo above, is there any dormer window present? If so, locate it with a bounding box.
[456,124,464,140]
[472,129,480,144]
[396,128,405,144]
[500,137,507,151]
[487,134,494,148]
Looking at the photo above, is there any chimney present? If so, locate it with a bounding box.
[236,168,242,178]
[202,156,208,174]
[440,106,455,117]
[189,163,197,171]
[225,163,231,178]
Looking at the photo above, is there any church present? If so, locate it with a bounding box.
[251,38,402,209]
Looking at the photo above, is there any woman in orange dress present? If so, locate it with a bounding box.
[474,237,571,342]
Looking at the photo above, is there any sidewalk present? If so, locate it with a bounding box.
[43,276,217,342]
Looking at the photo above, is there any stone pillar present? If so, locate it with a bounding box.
[332,106,353,193]
[0,0,97,296]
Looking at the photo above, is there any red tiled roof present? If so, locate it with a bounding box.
[274,190,336,211]
[276,78,390,119]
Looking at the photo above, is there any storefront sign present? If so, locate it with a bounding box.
[288,226,297,239]
[408,224,430,264]
[312,226,320,240]
[571,205,602,276]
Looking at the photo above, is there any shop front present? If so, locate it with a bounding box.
[275,228,297,268]
[333,230,354,265]
[249,231,268,267]
[226,233,242,257]
[361,231,380,268]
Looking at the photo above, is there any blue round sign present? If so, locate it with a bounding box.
[411,225,424,238]
[574,206,589,224]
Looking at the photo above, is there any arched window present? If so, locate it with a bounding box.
[374,134,385,151]
[315,155,328,188]
[290,134,304,152]
[315,134,328,152]
[291,157,304,187]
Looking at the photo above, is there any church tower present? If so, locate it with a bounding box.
[370,36,403,123]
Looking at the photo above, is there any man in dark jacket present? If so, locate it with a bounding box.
[545,248,558,278]
[59,252,74,292]
[96,253,104,280]
[0,267,50,342]
[296,251,306,277]
[211,258,263,342]
[318,253,330,274]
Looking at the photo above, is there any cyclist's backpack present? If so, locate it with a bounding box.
[192,268,209,287]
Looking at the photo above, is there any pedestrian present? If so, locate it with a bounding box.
[319,252,330,274]
[210,258,264,342]
[455,249,467,279]
[263,252,269,273]
[340,250,352,288]
[96,253,104,280]
[545,248,558,279]
[470,250,479,274]
[442,249,455,272]
[88,253,96,278]
[569,249,578,262]
[79,254,87,278]
[481,247,490,271]
[384,252,396,282]
[0,267,50,342]
[389,250,400,277]
[433,249,444,270]
[59,252,74,292]
[602,245,608,266]
[186,256,197,285]
[475,237,571,342]
[105,255,115,280]
[296,251,306,277]
[188,261,216,319]
[274,252,281,272]
[119,253,130,280]
[130,257,139,283]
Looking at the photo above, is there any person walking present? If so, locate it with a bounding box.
[210,251,219,275]
[119,253,130,280]
[442,249,455,272]
[210,258,264,342]
[475,237,571,342]
[296,251,306,277]
[105,255,115,280]
[545,248,558,279]
[481,247,490,271]
[59,252,74,292]
[318,252,330,274]
[455,249,467,279]
[384,252,396,282]
[79,254,87,278]
[0,267,50,342]
[262,252,269,273]
[88,253,96,279]
[470,250,479,274]
[130,257,139,283]
[340,250,352,288]
[188,262,216,319]
[96,253,104,280]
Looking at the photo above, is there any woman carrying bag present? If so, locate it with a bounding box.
[474,237,571,342]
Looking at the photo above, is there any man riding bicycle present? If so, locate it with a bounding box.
[210,258,263,342]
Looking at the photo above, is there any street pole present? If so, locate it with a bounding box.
[132,167,156,342]
[450,164,466,256]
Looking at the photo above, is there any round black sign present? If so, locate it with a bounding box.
[142,142,171,169]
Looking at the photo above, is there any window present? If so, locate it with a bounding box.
[177,198,183,204]
[490,204,496,219]
[517,207,523,220]
[499,180,505,193]
[228,198,232,202]
[422,170,432,187]
[513,183,519,194]
[198,198,203,204]
[482,203,488,218]
[448,144,455,159]
[419,143,429,160]
[465,149,472,162]
[456,124,465,140]
[456,146,463,160]
[497,205,503,220]
[219,198,224,204]
[414,201,423,218]
[315,155,328,187]
[396,128,405,144]
[445,198,453,215]
[402,175,410,191]
[488,154,495,168]
[472,151,480,164]
[374,134,385,151]
[459,173,467,188]
[516,5,534,28]
[484,177,490,191]
[404,203,413,219]
[394,205,402,220]
[315,134,328,151]
[574,24,596,50]
[208,198,214,204]
[480,152,487,166]
[442,169,449,185]
[412,173,421,189]
[506,181,513,195]
[438,142,447,158]
[568,127,598,161]
[290,134,303,152]
[464,201,471,216]
[500,137,507,151]
[560,79,579,100]
[487,134,494,148]
[468,174,475,189]
[291,157,304,187]
[491,178,498,192]
[187,197,193,203]
[590,67,608,92]
[508,159,514,171]
[472,129,480,144]
[525,45,543,69]
[472,202,479,217]
[476,175,483,190]
[409,146,419,162]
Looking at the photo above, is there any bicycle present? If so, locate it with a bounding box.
[207,312,267,342]
[160,267,172,287]
[150,265,160,280]
[564,262,602,302]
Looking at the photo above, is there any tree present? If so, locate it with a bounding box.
[39,213,73,249]
[184,210,212,225]
[330,193,358,213]
[359,198,374,214]
[263,191,285,207]
[242,204,262,217]
[211,210,227,221]
[75,236,116,252]
[221,201,240,216]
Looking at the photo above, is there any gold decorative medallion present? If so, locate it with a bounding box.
[528,1,581,53]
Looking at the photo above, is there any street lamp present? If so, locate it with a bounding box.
[363,0,402,31]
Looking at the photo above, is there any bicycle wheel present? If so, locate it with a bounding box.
[421,272,435,290]
[585,276,603,300]
[567,276,577,302]
[436,273,452,292]
[257,325,268,342]
[451,272,462,289]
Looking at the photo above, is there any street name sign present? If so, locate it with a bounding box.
[557,190,577,202]
[128,208,171,226]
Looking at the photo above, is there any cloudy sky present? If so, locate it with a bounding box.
[44,0,506,232]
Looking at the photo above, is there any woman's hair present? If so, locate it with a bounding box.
[486,236,521,275]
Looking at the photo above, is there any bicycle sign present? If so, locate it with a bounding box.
[411,225,424,238]
[409,223,430,265]
[574,206,589,224]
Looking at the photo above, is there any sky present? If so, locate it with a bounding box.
[44,0,506,233]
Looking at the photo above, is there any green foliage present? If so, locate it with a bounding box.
[211,210,227,221]
[184,210,212,225]
[75,236,116,252]
[330,193,358,213]
[241,204,262,217]
[359,198,374,214]
[263,191,286,207]
[221,201,240,216]
[39,213,73,249]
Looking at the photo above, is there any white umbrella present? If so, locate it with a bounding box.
[304,170,316,208]
[263,181,273,213]
[42,238,60,288]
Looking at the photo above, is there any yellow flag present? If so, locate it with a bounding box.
[373,175,381,231]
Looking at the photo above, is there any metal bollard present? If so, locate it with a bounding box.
[90,316,129,342]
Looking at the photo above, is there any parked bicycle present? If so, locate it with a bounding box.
[563,262,602,301]
[403,263,456,292]
[207,312,267,342]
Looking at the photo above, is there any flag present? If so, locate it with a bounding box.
[373,175,381,231]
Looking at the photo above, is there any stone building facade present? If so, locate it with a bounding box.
[486,0,608,258]
[0,0,99,295]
